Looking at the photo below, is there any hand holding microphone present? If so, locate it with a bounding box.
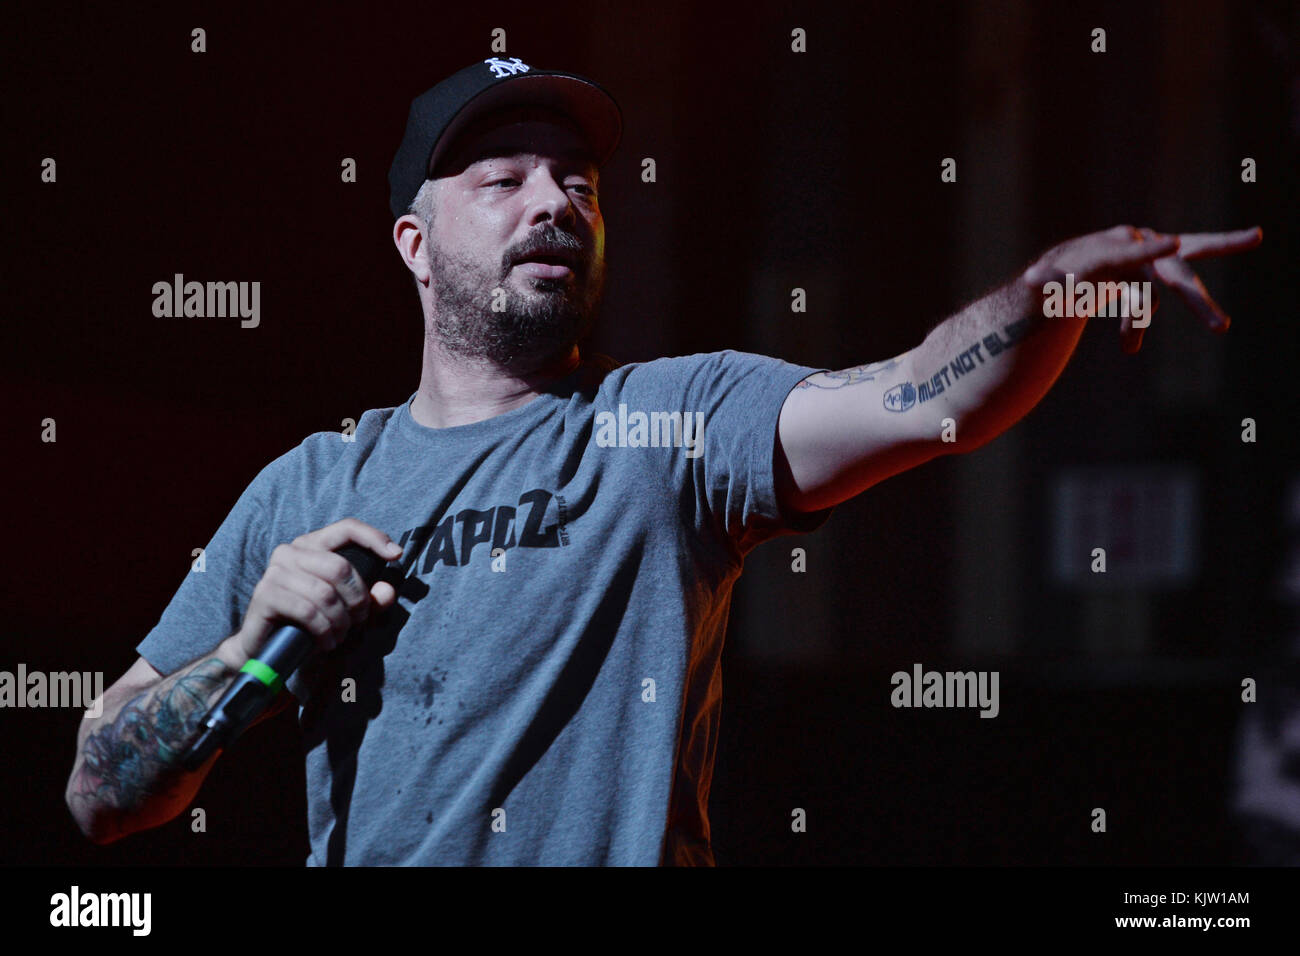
[183,519,403,770]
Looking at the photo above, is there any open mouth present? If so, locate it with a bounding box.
[514,252,578,278]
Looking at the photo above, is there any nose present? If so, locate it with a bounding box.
[524,169,578,229]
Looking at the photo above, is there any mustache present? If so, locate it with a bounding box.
[504,226,589,273]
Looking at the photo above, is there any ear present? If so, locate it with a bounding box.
[393,214,432,286]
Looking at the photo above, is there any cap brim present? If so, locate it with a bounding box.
[427,72,622,177]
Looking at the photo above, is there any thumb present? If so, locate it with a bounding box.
[370,580,398,609]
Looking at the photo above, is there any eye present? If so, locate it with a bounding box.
[486,178,520,189]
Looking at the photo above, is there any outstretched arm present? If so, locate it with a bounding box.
[775,225,1263,513]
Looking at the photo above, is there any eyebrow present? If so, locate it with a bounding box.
[470,145,598,171]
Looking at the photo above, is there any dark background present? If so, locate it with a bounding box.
[5,0,1296,865]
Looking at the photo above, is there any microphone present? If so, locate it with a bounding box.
[181,544,389,771]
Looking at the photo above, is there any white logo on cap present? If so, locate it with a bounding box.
[484,57,531,78]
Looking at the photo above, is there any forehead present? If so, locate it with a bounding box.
[436,108,598,178]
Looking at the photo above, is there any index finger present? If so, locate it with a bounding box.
[297,517,403,560]
[1091,228,1181,272]
[1174,227,1263,260]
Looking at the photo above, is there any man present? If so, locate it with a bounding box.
[64,57,1262,865]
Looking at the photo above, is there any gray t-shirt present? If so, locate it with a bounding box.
[137,350,833,865]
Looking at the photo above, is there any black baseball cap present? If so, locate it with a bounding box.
[388,57,623,220]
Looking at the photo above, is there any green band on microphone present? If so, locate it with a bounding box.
[241,658,284,695]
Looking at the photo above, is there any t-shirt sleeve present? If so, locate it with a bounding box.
[135,461,279,677]
[620,349,837,559]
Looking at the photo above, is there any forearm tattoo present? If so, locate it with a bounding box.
[889,315,1046,412]
[802,315,1045,413]
[70,658,230,810]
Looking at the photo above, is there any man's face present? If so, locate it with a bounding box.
[421,113,606,371]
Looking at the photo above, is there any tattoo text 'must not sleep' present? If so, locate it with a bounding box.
[883,317,1037,412]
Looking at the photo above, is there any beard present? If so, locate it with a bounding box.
[427,223,606,372]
